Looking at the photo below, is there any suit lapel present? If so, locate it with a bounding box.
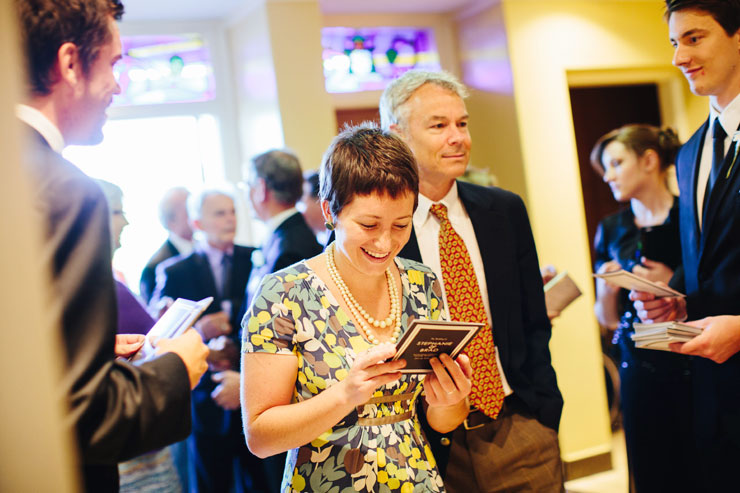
[165,239,179,257]
[194,252,220,306]
[399,227,422,261]
[682,121,707,250]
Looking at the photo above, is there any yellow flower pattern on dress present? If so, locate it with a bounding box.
[242,258,446,492]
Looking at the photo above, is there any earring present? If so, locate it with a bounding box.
[324,221,335,231]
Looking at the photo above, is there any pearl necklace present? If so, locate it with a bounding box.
[326,244,402,344]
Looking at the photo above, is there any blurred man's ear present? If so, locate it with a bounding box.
[389,123,404,139]
[56,42,83,91]
[253,178,268,204]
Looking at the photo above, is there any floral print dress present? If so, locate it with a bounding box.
[242,257,447,493]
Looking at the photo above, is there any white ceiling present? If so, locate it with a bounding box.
[121,0,488,21]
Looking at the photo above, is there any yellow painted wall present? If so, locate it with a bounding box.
[267,0,337,168]
[500,0,704,462]
[227,0,336,171]
[456,3,529,201]
[0,3,78,490]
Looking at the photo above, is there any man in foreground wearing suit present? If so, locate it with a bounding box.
[381,70,563,492]
[14,0,209,490]
[631,1,740,489]
[140,187,194,303]
[241,150,323,313]
[153,189,281,492]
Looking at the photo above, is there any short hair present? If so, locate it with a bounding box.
[379,70,469,130]
[187,189,234,221]
[250,150,303,206]
[16,0,125,96]
[665,0,740,36]
[590,124,681,177]
[158,187,189,229]
[304,171,320,200]
[320,123,419,219]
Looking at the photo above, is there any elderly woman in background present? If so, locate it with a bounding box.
[96,179,184,493]
[240,124,472,492]
[590,125,693,492]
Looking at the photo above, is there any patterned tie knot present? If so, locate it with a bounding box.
[429,203,449,222]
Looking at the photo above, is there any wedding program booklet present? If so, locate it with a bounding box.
[392,319,485,373]
[630,321,702,352]
[133,296,213,361]
[593,269,684,298]
[544,271,582,314]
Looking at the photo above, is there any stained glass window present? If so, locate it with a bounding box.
[113,33,216,106]
[322,27,442,93]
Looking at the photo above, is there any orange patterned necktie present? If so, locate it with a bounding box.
[430,203,505,419]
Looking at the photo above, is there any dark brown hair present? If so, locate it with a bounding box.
[251,150,304,206]
[590,124,681,177]
[320,123,419,218]
[16,0,124,96]
[665,0,740,36]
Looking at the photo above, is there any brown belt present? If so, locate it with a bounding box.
[356,392,415,426]
[463,394,528,430]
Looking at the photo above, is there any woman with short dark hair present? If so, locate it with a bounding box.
[240,124,472,492]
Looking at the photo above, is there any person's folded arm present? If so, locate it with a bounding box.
[241,343,404,458]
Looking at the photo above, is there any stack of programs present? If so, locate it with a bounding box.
[631,321,702,351]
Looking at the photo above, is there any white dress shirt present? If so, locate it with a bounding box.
[15,104,65,153]
[168,233,194,257]
[696,93,740,229]
[413,182,512,396]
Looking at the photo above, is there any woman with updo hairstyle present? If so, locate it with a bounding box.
[241,123,472,492]
[591,124,694,492]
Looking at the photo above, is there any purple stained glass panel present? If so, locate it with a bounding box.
[113,33,216,106]
[322,27,442,93]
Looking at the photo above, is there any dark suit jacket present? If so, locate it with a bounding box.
[241,211,323,318]
[140,239,179,303]
[153,245,255,435]
[674,119,740,477]
[400,181,563,472]
[23,125,192,491]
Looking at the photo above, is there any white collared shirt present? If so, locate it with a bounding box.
[265,207,299,242]
[168,233,193,257]
[15,104,65,154]
[696,93,740,228]
[412,182,512,396]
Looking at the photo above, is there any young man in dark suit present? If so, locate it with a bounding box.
[152,189,282,492]
[631,1,740,489]
[241,150,323,314]
[381,70,563,492]
[14,0,209,490]
[140,187,193,303]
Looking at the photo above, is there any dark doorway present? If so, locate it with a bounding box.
[570,84,662,262]
[335,107,380,132]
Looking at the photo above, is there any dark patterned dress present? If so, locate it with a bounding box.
[242,257,446,493]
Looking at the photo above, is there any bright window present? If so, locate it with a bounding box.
[64,114,223,293]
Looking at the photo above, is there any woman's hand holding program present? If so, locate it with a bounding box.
[424,353,473,408]
[338,342,405,407]
[632,257,673,284]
